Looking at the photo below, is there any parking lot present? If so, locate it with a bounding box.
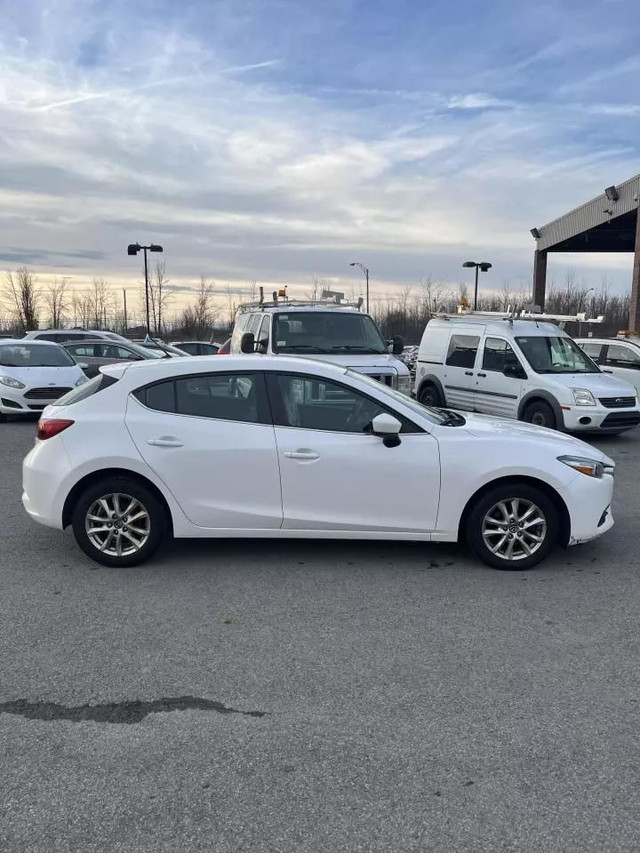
[1,416,640,852]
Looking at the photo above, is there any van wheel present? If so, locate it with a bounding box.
[522,400,556,430]
[467,483,559,570]
[71,477,167,568]
[418,383,443,407]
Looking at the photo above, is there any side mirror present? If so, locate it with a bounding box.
[388,335,404,355]
[503,363,526,380]
[240,332,255,354]
[371,413,402,448]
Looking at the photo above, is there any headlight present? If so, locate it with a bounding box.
[558,455,607,478]
[74,375,89,387]
[0,375,26,389]
[397,375,412,396]
[572,388,596,406]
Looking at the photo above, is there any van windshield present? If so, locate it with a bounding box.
[273,312,387,355]
[515,336,599,374]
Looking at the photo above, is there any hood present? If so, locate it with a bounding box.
[284,353,404,372]
[546,371,636,397]
[458,411,613,463]
[0,364,84,386]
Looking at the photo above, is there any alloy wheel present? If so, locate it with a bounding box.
[85,493,151,557]
[481,498,547,562]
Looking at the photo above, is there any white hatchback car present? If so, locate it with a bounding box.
[0,339,88,421]
[23,356,615,570]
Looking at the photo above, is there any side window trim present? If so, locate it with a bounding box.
[265,371,424,434]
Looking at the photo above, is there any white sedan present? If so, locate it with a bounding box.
[22,355,615,570]
[0,339,88,421]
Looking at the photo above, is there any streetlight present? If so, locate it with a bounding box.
[579,287,595,312]
[462,261,492,310]
[127,242,163,335]
[350,262,369,312]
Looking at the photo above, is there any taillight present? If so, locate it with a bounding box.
[37,419,75,440]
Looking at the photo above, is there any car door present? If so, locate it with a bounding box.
[125,371,283,529]
[474,337,525,418]
[267,372,440,532]
[602,343,640,395]
[441,332,481,410]
[65,343,101,376]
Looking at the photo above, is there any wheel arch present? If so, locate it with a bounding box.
[416,373,445,402]
[518,390,565,429]
[457,475,571,548]
[62,468,174,534]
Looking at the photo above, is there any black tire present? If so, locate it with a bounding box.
[466,483,559,570]
[522,399,556,430]
[418,383,443,408]
[71,477,168,567]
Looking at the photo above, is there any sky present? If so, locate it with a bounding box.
[0,0,639,312]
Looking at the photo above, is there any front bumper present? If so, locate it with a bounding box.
[0,386,72,414]
[562,405,640,432]
[565,471,615,545]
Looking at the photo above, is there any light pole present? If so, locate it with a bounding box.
[350,262,369,312]
[127,242,163,335]
[462,261,492,310]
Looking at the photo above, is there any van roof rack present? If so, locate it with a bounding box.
[434,307,604,324]
[237,297,365,313]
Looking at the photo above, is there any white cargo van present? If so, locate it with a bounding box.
[231,300,412,395]
[414,314,640,434]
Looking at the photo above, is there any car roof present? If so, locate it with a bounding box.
[575,337,640,344]
[0,338,61,346]
[102,354,350,384]
[173,340,220,345]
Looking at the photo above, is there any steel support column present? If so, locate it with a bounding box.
[630,212,640,332]
[532,249,548,310]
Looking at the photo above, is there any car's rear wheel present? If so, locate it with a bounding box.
[418,383,443,408]
[522,400,556,430]
[71,477,167,567]
[467,483,559,570]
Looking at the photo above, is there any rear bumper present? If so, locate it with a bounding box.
[22,438,73,529]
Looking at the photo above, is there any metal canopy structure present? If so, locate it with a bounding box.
[531,174,640,330]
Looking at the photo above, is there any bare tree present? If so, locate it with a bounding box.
[42,277,70,328]
[147,261,174,336]
[88,278,112,329]
[178,275,219,339]
[4,268,39,332]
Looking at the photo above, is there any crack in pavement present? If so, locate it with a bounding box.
[0,696,267,724]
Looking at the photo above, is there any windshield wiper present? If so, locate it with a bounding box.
[439,409,466,426]
[277,345,326,353]
[330,345,385,354]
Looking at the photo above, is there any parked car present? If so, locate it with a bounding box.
[414,316,640,434]
[131,339,188,358]
[230,300,411,395]
[62,340,164,378]
[24,355,614,571]
[24,328,129,344]
[574,337,640,396]
[172,341,221,356]
[0,340,87,421]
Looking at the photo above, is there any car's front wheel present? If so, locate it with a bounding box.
[467,483,559,570]
[71,477,168,567]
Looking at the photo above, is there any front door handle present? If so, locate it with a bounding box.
[284,449,320,460]
[464,370,474,376]
[147,437,184,447]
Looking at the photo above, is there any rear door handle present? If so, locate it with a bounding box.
[284,449,320,460]
[477,372,487,378]
[464,371,474,376]
[147,437,184,447]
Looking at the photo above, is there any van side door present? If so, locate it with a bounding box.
[441,332,481,410]
[474,336,526,418]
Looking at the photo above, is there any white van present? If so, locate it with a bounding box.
[230,301,412,395]
[414,315,640,434]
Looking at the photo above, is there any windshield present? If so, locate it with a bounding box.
[515,336,599,374]
[346,370,452,425]
[0,343,75,367]
[273,312,387,355]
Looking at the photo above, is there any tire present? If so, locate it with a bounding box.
[522,399,556,430]
[71,477,168,567]
[418,383,443,408]
[466,483,559,570]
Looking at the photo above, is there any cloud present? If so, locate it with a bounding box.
[447,93,513,111]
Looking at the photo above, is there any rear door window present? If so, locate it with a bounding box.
[446,335,480,369]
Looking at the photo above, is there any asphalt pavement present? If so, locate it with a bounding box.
[1,416,639,852]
